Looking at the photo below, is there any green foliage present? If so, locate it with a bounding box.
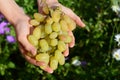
[0,0,120,80]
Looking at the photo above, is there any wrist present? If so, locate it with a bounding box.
[12,14,30,27]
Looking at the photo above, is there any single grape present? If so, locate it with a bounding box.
[58,34,66,41]
[62,14,76,31]
[51,9,61,22]
[45,23,52,34]
[35,53,49,64]
[42,4,49,14]
[35,53,49,70]
[54,50,62,60]
[64,35,72,43]
[30,19,39,26]
[50,39,58,46]
[28,35,38,47]
[57,41,66,52]
[39,25,47,38]
[46,17,53,24]
[60,20,68,31]
[58,53,65,65]
[33,26,41,39]
[39,39,49,52]
[68,19,76,31]
[52,22,61,32]
[34,13,45,22]
[49,32,58,39]
[50,56,58,70]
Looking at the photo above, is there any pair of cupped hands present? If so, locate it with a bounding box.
[15,0,85,73]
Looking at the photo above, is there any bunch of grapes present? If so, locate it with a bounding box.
[28,5,76,71]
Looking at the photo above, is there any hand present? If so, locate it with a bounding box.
[37,0,85,56]
[0,0,53,73]
[14,16,53,73]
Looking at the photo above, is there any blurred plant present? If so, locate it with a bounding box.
[0,13,16,76]
[0,14,16,43]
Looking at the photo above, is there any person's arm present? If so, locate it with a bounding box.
[0,0,53,73]
[0,0,28,26]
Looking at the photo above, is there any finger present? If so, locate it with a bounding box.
[68,30,75,48]
[18,35,37,56]
[61,5,85,27]
[19,45,45,66]
[24,55,45,66]
[63,44,69,57]
[43,65,53,73]
[20,46,53,73]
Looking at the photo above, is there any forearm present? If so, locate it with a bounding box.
[0,0,28,26]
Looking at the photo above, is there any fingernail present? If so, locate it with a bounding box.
[82,24,86,27]
[49,70,53,74]
[81,22,85,27]
[70,43,74,48]
[31,48,37,56]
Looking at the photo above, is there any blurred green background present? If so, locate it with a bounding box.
[0,0,120,80]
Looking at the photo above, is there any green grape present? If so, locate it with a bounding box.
[50,39,58,46]
[39,25,47,38]
[51,9,61,22]
[35,53,49,64]
[39,39,49,52]
[57,41,66,52]
[58,34,72,43]
[46,17,53,24]
[62,14,71,23]
[50,56,58,70]
[52,22,61,32]
[35,53,49,70]
[33,26,41,39]
[60,20,68,31]
[68,19,76,31]
[64,35,72,43]
[30,19,39,26]
[28,35,38,47]
[62,14,76,31]
[58,53,65,65]
[49,32,58,39]
[42,4,49,14]
[34,13,45,22]
[58,34,66,41]
[54,50,62,60]
[45,23,52,34]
